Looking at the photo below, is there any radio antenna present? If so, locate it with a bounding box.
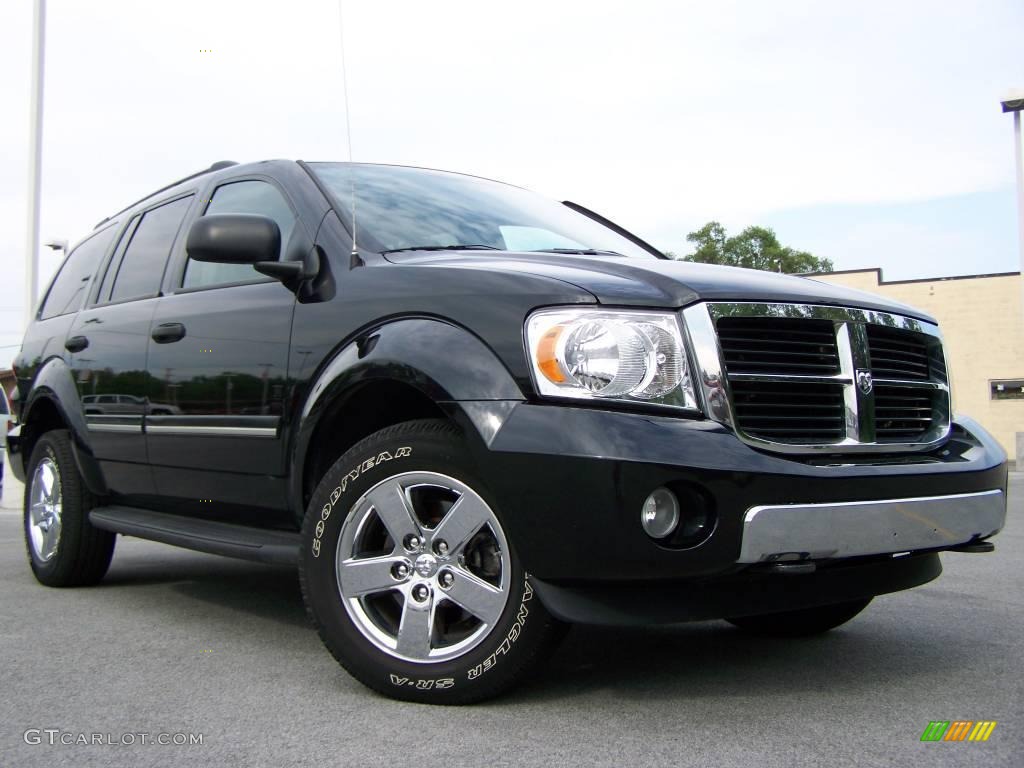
[337,0,358,258]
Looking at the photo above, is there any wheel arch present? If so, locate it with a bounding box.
[289,318,524,517]
[19,358,107,496]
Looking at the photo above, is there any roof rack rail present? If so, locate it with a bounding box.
[94,160,239,229]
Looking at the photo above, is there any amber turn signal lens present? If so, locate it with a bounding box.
[536,325,567,383]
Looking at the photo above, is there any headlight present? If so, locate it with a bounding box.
[526,308,699,410]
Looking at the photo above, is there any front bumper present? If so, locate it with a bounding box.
[739,489,1005,563]
[458,403,1007,583]
[532,552,943,626]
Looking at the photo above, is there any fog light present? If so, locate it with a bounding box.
[641,487,679,539]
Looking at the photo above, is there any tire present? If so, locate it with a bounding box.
[726,597,872,637]
[23,429,116,587]
[299,419,565,704]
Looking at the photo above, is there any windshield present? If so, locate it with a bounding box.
[309,163,659,259]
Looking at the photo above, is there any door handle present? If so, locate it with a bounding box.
[65,335,89,353]
[151,322,186,344]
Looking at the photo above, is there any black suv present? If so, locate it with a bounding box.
[6,160,1007,703]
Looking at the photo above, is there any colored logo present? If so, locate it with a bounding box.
[920,721,997,742]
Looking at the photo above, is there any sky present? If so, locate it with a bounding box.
[1,0,1022,366]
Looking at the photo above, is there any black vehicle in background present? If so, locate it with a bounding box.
[5,160,1007,703]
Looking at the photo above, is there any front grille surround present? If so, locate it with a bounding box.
[681,302,951,454]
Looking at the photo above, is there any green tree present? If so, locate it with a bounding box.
[678,221,833,274]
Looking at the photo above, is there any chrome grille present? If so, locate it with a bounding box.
[728,379,846,442]
[866,325,931,381]
[717,317,840,375]
[874,385,935,439]
[683,302,952,454]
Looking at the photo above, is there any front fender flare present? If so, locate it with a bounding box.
[289,318,524,511]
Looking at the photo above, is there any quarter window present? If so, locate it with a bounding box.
[108,196,193,303]
[182,180,296,290]
[38,225,118,319]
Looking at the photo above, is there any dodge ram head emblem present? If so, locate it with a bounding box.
[856,369,874,395]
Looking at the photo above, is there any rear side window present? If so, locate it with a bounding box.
[182,180,296,290]
[38,226,117,320]
[108,195,193,303]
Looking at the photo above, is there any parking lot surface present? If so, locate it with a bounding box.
[0,460,1020,767]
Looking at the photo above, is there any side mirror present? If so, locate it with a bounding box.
[186,214,281,265]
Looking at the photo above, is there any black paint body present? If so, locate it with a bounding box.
[6,160,1006,622]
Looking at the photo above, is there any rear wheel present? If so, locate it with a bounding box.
[24,429,115,587]
[300,419,564,704]
[726,598,872,636]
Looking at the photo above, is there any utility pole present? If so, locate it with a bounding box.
[24,0,46,328]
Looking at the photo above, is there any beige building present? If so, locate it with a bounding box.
[813,268,1024,462]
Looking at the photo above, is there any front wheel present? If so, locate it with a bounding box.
[299,419,564,704]
[726,598,872,637]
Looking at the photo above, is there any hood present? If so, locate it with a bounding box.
[383,251,936,323]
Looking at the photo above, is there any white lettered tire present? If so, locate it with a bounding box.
[299,419,564,704]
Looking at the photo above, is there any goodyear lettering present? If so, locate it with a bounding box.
[310,446,412,557]
[340,469,359,493]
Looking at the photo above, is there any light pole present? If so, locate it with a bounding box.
[24,0,46,328]
[1002,89,1024,293]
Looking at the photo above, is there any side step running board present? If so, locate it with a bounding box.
[89,507,300,566]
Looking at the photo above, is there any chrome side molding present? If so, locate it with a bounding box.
[145,424,277,437]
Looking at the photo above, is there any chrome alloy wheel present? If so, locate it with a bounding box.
[336,471,512,663]
[28,457,63,562]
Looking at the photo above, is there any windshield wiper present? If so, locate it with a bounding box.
[381,244,502,255]
[531,248,626,257]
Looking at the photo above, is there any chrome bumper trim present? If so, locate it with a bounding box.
[738,489,1005,563]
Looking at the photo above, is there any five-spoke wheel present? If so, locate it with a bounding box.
[23,430,115,587]
[337,472,511,662]
[300,419,564,703]
[28,457,63,562]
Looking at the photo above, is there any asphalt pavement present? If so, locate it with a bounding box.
[0,457,1020,767]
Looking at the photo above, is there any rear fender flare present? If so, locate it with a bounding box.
[21,357,106,495]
